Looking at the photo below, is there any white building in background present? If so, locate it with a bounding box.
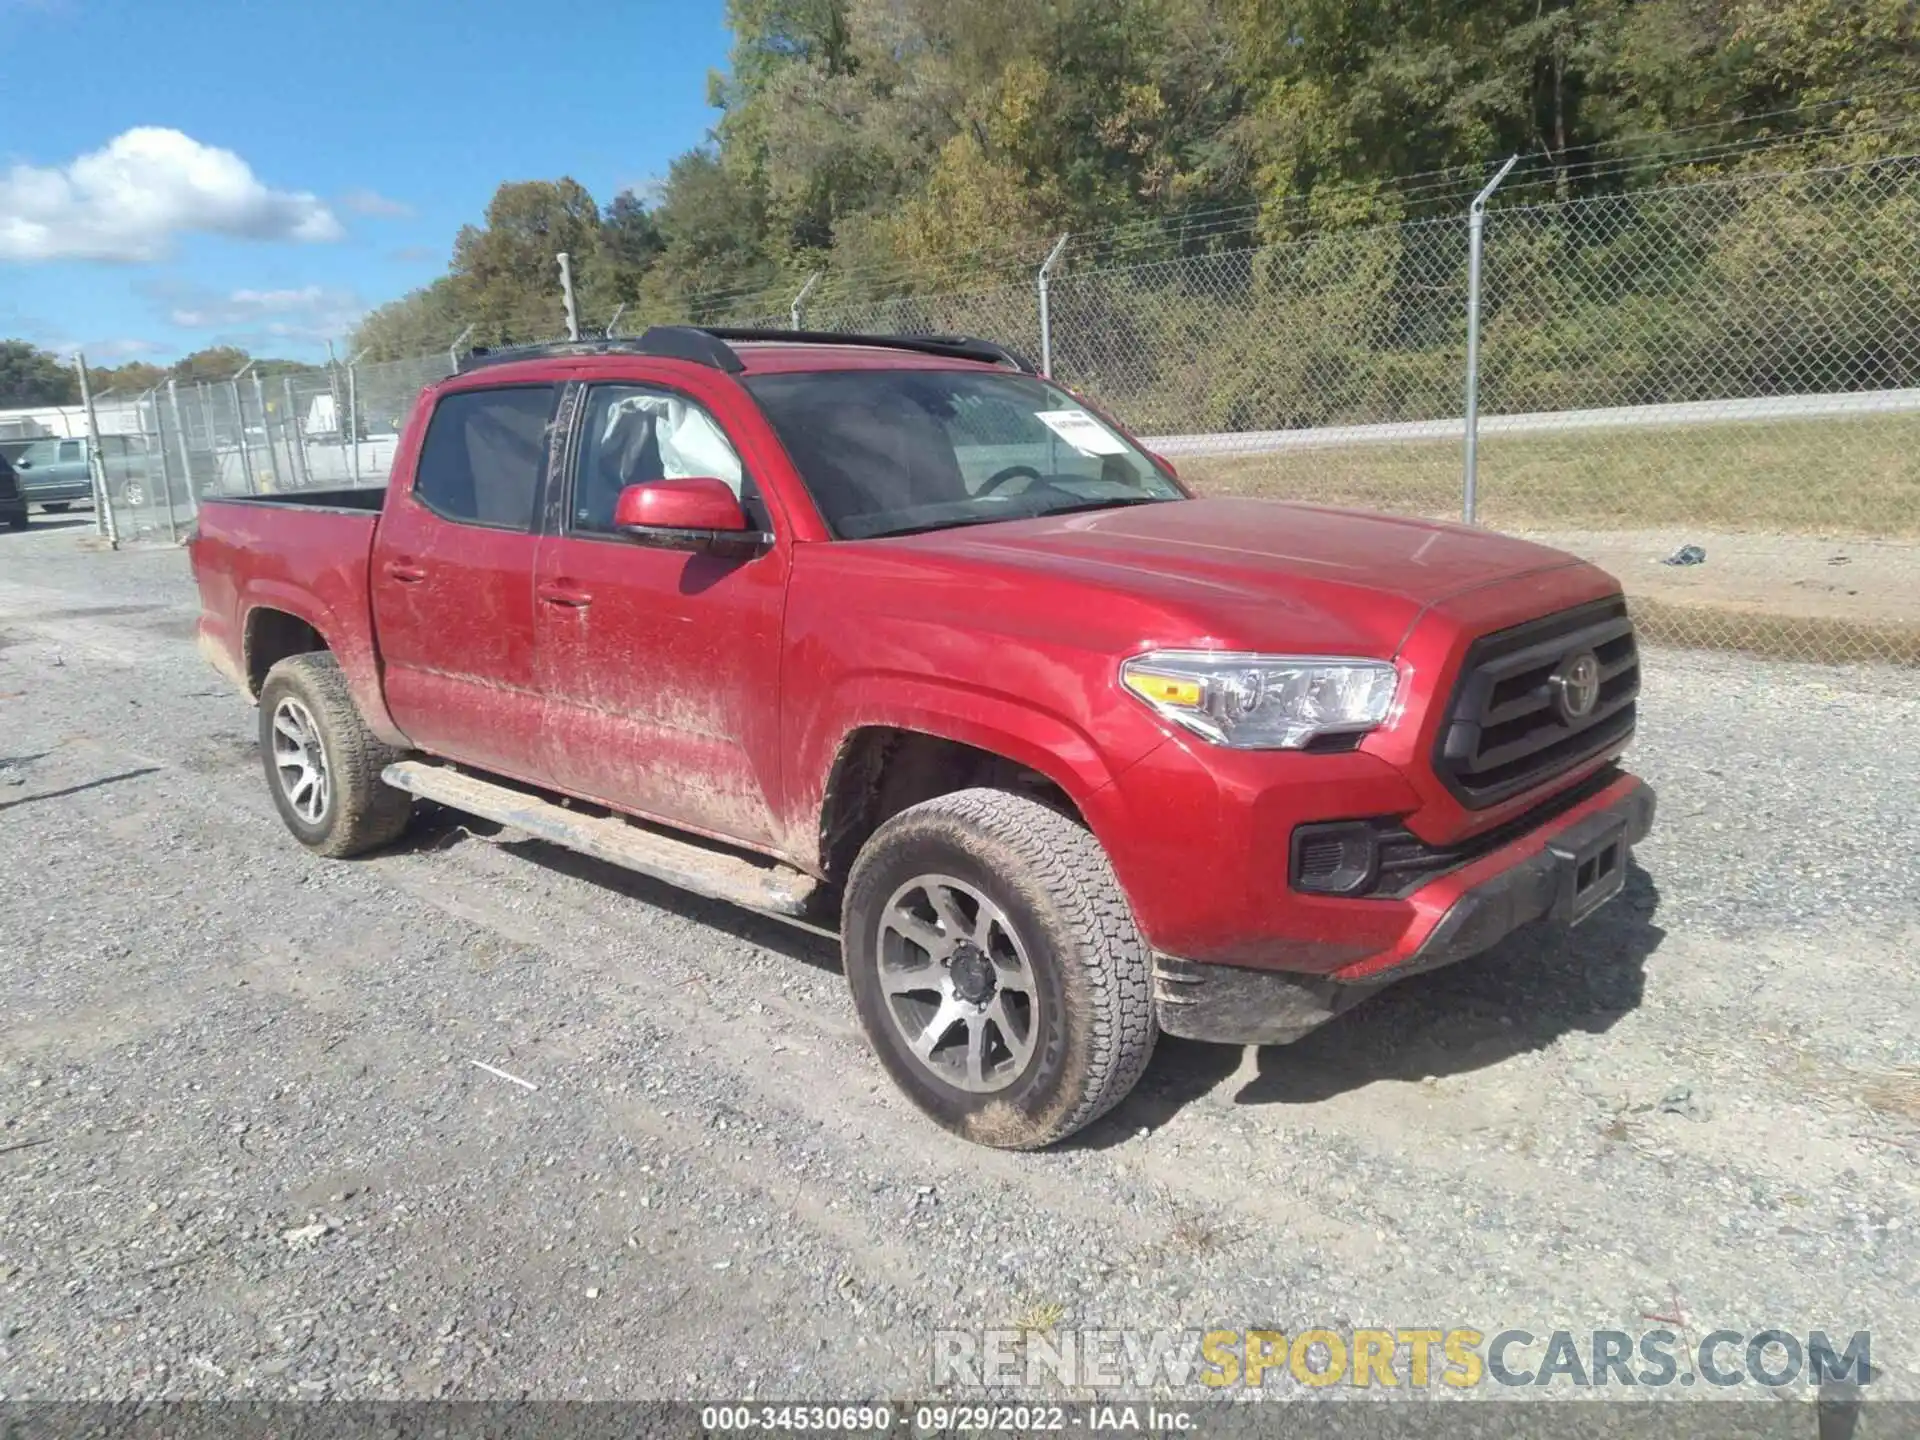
[0,400,152,442]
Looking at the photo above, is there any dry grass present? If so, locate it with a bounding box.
[1009,1300,1065,1335]
[1861,1067,1920,1126]
[1164,1215,1229,1257]
[1180,413,1920,538]
[1628,596,1920,666]
[1177,413,1920,665]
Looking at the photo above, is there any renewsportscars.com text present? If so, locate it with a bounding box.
[932,1327,1872,1391]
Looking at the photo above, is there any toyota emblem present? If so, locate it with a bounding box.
[1551,650,1601,722]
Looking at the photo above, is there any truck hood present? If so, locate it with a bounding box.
[893,496,1591,656]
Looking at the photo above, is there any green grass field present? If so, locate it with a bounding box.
[1178,412,1920,665]
[1179,412,1920,537]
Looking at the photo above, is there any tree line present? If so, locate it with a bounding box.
[351,0,1918,358]
[0,342,319,409]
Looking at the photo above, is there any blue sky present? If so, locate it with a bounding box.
[0,0,731,366]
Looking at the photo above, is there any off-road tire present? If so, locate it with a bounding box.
[258,652,411,857]
[842,787,1156,1148]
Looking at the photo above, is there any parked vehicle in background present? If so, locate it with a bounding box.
[0,453,28,529]
[9,436,93,510]
[9,434,161,510]
[189,327,1654,1149]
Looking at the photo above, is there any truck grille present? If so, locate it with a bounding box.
[1434,598,1639,809]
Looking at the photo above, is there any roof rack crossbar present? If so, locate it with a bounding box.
[456,326,1036,377]
[696,326,1037,374]
[457,338,688,374]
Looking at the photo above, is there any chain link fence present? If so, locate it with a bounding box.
[67,153,1919,664]
[87,353,458,544]
[1126,156,1919,665]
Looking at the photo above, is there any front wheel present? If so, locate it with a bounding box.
[257,652,412,857]
[842,788,1156,1148]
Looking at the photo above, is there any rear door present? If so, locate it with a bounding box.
[531,377,789,846]
[371,382,562,781]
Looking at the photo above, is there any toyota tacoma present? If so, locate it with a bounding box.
[189,326,1653,1148]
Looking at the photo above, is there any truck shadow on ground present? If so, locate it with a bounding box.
[387,808,1664,1142]
[1083,861,1665,1145]
[392,803,846,974]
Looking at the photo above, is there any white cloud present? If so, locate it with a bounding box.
[167,283,366,344]
[0,128,343,262]
[89,338,161,359]
[340,187,412,218]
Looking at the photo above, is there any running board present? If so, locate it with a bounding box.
[381,761,822,921]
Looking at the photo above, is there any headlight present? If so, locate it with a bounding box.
[1119,651,1398,750]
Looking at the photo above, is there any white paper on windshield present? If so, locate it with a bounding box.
[1035,408,1129,456]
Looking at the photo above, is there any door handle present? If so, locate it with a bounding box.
[537,582,593,609]
[384,560,427,583]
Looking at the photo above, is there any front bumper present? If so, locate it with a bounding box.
[1153,774,1655,1045]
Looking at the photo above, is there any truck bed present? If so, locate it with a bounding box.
[206,486,387,513]
[189,491,396,740]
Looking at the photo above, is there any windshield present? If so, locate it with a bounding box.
[743,368,1183,539]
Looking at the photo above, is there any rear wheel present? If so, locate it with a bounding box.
[257,652,412,857]
[842,788,1156,1149]
[4,510,26,531]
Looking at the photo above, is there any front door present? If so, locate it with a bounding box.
[533,380,788,847]
[371,382,560,781]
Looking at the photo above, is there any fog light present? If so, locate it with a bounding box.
[1291,821,1380,895]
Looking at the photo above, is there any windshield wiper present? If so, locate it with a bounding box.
[1028,495,1172,520]
[861,494,1171,540]
[859,512,1027,540]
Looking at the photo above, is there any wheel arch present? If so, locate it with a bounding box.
[244,603,331,697]
[816,721,1104,887]
[237,579,408,747]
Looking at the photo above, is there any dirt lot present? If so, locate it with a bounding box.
[1,520,1917,1409]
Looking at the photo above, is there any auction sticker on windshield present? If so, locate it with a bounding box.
[1036,409,1129,455]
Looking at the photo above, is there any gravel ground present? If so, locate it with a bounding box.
[1,521,1916,1409]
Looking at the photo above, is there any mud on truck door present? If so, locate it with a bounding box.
[531,379,789,846]
[371,382,562,781]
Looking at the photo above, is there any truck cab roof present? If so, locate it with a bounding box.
[456,326,1035,379]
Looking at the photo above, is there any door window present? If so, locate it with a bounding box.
[57,441,83,463]
[413,385,558,531]
[571,384,760,535]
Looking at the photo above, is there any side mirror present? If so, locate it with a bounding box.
[13,459,29,470]
[613,477,770,556]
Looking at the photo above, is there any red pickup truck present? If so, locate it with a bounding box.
[191,326,1652,1148]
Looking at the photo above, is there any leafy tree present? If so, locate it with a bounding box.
[0,341,78,406]
[88,360,169,393]
[171,346,254,382]
[449,179,605,343]
[351,0,1920,359]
